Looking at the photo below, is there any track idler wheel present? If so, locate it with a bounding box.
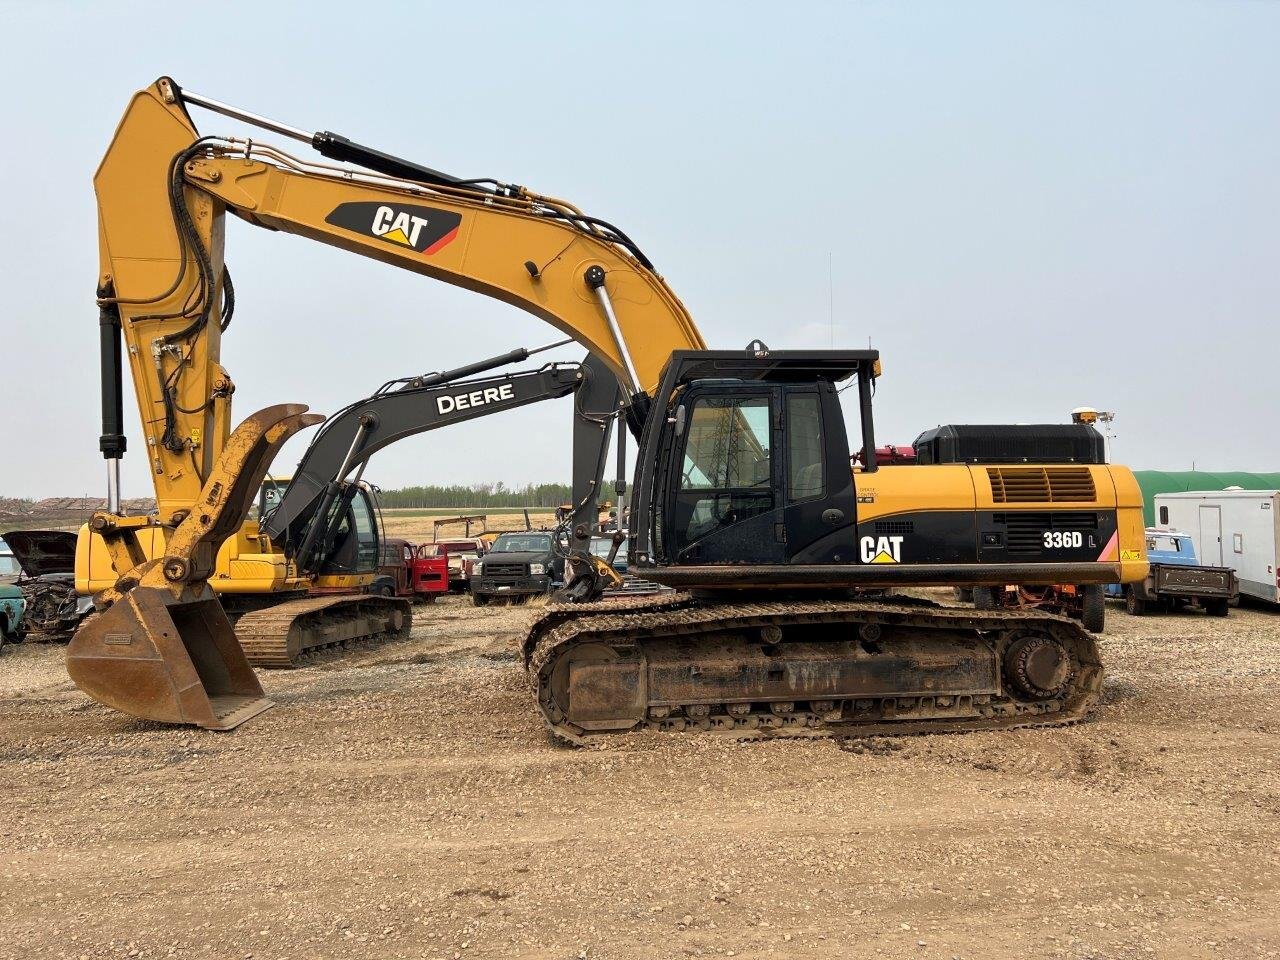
[1003,634,1073,700]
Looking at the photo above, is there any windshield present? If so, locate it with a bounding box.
[492,534,552,553]
[0,551,18,578]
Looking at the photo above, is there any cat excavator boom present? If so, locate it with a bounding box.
[71,77,695,728]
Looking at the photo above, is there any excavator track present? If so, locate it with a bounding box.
[234,594,412,668]
[523,594,1103,744]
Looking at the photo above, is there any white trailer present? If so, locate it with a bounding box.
[1154,490,1280,605]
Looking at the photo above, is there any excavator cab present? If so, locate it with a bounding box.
[660,378,863,566]
[637,350,877,572]
[315,485,381,577]
[253,477,382,581]
[290,482,382,579]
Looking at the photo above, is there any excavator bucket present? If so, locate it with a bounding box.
[67,404,322,730]
[67,587,271,730]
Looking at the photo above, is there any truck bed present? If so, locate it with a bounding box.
[1151,563,1237,598]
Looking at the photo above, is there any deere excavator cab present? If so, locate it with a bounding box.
[290,482,381,579]
[245,477,382,581]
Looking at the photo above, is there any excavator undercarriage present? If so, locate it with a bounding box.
[524,593,1102,743]
[230,594,410,668]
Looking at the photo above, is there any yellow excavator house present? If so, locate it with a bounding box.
[70,77,1146,737]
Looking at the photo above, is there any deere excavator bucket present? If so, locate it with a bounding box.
[67,404,322,730]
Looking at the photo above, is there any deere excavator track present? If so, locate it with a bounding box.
[523,594,1103,744]
[234,595,412,668]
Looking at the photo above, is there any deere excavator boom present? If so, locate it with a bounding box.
[264,349,619,571]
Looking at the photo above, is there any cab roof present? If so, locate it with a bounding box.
[667,349,878,385]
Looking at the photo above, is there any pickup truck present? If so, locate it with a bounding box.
[1108,528,1237,617]
[369,539,449,602]
[419,538,487,592]
[470,531,565,604]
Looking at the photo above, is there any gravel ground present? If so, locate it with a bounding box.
[1,594,1277,960]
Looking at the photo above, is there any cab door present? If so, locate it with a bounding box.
[664,386,787,565]
[779,385,859,563]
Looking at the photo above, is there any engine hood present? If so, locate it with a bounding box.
[2,530,77,577]
[482,551,550,565]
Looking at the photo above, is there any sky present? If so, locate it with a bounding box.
[0,0,1276,499]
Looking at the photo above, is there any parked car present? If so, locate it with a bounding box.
[0,537,21,578]
[421,538,488,592]
[1106,528,1237,617]
[972,583,1107,633]
[587,533,668,596]
[0,530,93,638]
[588,534,628,573]
[470,531,565,604]
[409,545,449,601]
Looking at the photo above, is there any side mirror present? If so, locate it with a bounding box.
[674,404,687,437]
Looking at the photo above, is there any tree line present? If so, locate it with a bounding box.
[377,481,571,509]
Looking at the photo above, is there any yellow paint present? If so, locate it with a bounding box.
[854,465,977,520]
[86,76,706,609]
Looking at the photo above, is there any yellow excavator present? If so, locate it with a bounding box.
[70,77,1147,736]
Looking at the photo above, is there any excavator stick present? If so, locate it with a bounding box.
[68,404,322,730]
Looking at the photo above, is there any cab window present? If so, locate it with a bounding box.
[680,396,771,490]
[674,394,776,548]
[786,393,824,501]
[351,494,379,571]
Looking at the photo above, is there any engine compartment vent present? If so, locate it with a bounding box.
[988,467,1097,504]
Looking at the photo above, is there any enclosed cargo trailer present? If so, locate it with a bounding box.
[1153,490,1280,605]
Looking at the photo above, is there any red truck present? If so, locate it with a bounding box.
[371,539,449,603]
[418,538,488,593]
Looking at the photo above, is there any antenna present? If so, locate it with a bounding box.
[827,252,834,348]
